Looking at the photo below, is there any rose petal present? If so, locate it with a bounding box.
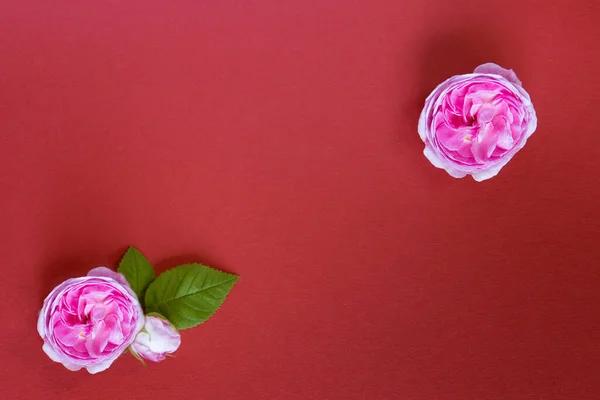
[42,342,64,363]
[474,63,522,86]
[87,267,130,288]
[471,125,499,163]
[104,314,124,345]
[86,359,115,374]
[472,165,505,182]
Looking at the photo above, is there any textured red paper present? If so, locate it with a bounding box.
[1,1,599,399]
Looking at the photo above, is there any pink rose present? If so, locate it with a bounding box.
[37,267,144,374]
[130,315,181,362]
[418,63,537,181]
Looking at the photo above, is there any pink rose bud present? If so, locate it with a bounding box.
[130,315,181,362]
[37,267,144,374]
[418,63,537,181]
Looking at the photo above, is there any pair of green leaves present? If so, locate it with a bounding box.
[118,247,238,330]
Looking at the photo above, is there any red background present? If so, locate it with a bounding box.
[1,1,599,399]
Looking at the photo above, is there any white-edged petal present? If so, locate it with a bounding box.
[423,146,446,169]
[471,166,503,182]
[424,146,468,178]
[42,342,62,363]
[86,359,115,374]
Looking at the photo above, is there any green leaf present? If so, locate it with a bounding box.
[145,264,238,330]
[118,246,156,306]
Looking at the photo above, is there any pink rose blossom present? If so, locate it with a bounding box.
[418,63,537,181]
[131,315,181,362]
[37,267,144,374]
